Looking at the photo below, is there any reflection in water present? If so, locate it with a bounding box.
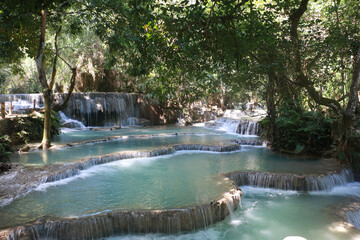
[42,150,48,164]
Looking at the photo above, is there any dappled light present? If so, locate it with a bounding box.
[0,0,359,239]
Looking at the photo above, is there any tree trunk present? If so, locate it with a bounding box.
[1,102,5,119]
[36,9,52,150]
[52,68,77,112]
[266,72,277,146]
[41,89,52,149]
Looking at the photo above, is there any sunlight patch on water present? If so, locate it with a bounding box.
[230,219,243,226]
[283,236,307,240]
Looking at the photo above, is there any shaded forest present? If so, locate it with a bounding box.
[0,0,359,172]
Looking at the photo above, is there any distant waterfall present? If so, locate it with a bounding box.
[206,118,261,136]
[0,94,44,114]
[54,93,151,127]
[1,93,160,127]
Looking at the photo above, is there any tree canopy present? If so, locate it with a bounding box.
[0,0,359,162]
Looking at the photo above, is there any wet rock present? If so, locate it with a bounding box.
[232,139,264,146]
[18,146,30,153]
[62,122,84,128]
[0,163,11,173]
[185,121,193,126]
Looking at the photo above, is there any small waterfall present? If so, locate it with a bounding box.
[237,121,260,136]
[226,169,354,191]
[217,118,242,133]
[58,111,86,129]
[174,144,240,152]
[206,118,260,135]
[1,189,242,239]
[346,210,360,230]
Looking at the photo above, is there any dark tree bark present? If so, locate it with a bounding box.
[52,68,77,112]
[266,72,276,146]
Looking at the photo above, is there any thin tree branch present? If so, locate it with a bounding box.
[49,25,62,91]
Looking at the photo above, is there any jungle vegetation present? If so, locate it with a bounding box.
[0,0,359,171]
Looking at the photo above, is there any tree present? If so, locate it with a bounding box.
[0,0,83,149]
[145,0,359,151]
[1,0,149,149]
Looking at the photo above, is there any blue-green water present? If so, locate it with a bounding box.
[12,134,237,165]
[105,186,360,240]
[1,126,359,240]
[53,125,222,144]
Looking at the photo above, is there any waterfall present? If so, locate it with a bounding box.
[206,118,260,136]
[54,92,156,127]
[226,169,354,191]
[58,111,86,129]
[346,210,360,230]
[173,144,240,152]
[0,189,242,239]
[237,121,260,136]
[1,93,160,127]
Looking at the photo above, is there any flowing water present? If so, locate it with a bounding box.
[105,186,360,240]
[1,124,360,239]
[12,133,237,165]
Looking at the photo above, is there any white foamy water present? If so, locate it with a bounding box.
[35,168,98,191]
[240,186,300,198]
[59,111,86,129]
[309,182,360,198]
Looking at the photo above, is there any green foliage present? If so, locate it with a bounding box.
[0,135,12,162]
[11,113,60,144]
[340,135,360,175]
[272,104,333,155]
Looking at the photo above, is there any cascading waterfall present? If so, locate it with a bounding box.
[206,118,260,135]
[1,93,159,127]
[55,92,156,127]
[226,169,354,191]
[237,121,260,135]
[0,189,242,239]
[216,118,242,133]
[0,143,241,207]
